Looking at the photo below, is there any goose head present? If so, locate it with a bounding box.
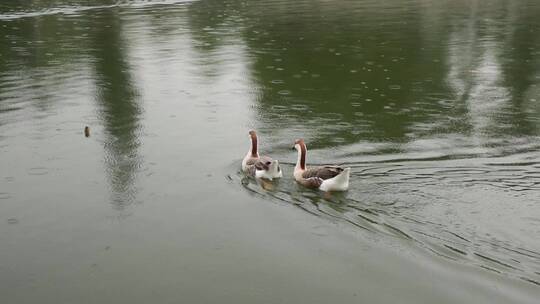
[293,138,305,151]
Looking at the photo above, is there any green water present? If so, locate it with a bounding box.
[1,0,540,303]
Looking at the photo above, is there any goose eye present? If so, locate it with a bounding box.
[266,161,271,165]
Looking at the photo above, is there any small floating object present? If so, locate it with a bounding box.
[241,130,282,180]
[292,139,350,192]
[84,126,90,137]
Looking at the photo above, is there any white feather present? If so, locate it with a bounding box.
[255,160,282,180]
[319,168,350,192]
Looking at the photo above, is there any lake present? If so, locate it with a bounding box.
[1,0,539,303]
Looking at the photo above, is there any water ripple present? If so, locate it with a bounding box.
[0,0,195,20]
[230,140,540,285]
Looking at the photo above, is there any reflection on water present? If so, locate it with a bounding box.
[234,143,540,285]
[1,0,540,300]
[218,0,540,286]
[90,9,141,209]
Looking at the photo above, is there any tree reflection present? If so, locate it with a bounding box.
[444,0,540,141]
[90,9,141,210]
[186,0,241,78]
[238,0,459,148]
[0,5,90,113]
[184,0,540,150]
[498,0,540,136]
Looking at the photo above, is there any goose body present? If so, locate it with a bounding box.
[242,130,282,180]
[293,139,350,191]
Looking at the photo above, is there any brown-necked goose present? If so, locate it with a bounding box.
[293,139,350,191]
[242,130,282,180]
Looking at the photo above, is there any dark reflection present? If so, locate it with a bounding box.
[0,6,89,114]
[184,0,540,150]
[89,9,141,209]
[442,0,540,141]
[237,0,457,148]
[186,0,241,78]
[498,1,540,136]
[1,2,142,209]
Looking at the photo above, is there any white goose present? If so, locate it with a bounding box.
[242,130,282,180]
[293,139,350,191]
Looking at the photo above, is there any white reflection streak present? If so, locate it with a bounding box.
[469,46,510,134]
[446,1,510,143]
[446,21,475,102]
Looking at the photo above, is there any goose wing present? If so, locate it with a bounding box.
[254,156,273,171]
[302,166,344,180]
[245,156,259,166]
[297,177,324,188]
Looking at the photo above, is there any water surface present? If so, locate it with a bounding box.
[1,0,540,303]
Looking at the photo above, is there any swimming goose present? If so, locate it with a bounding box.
[242,130,282,180]
[293,139,350,191]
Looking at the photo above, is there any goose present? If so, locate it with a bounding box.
[242,130,282,180]
[293,139,350,191]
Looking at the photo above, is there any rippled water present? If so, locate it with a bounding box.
[1,0,540,302]
[236,143,540,281]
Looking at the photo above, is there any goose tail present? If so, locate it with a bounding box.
[320,167,350,191]
[335,167,350,186]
